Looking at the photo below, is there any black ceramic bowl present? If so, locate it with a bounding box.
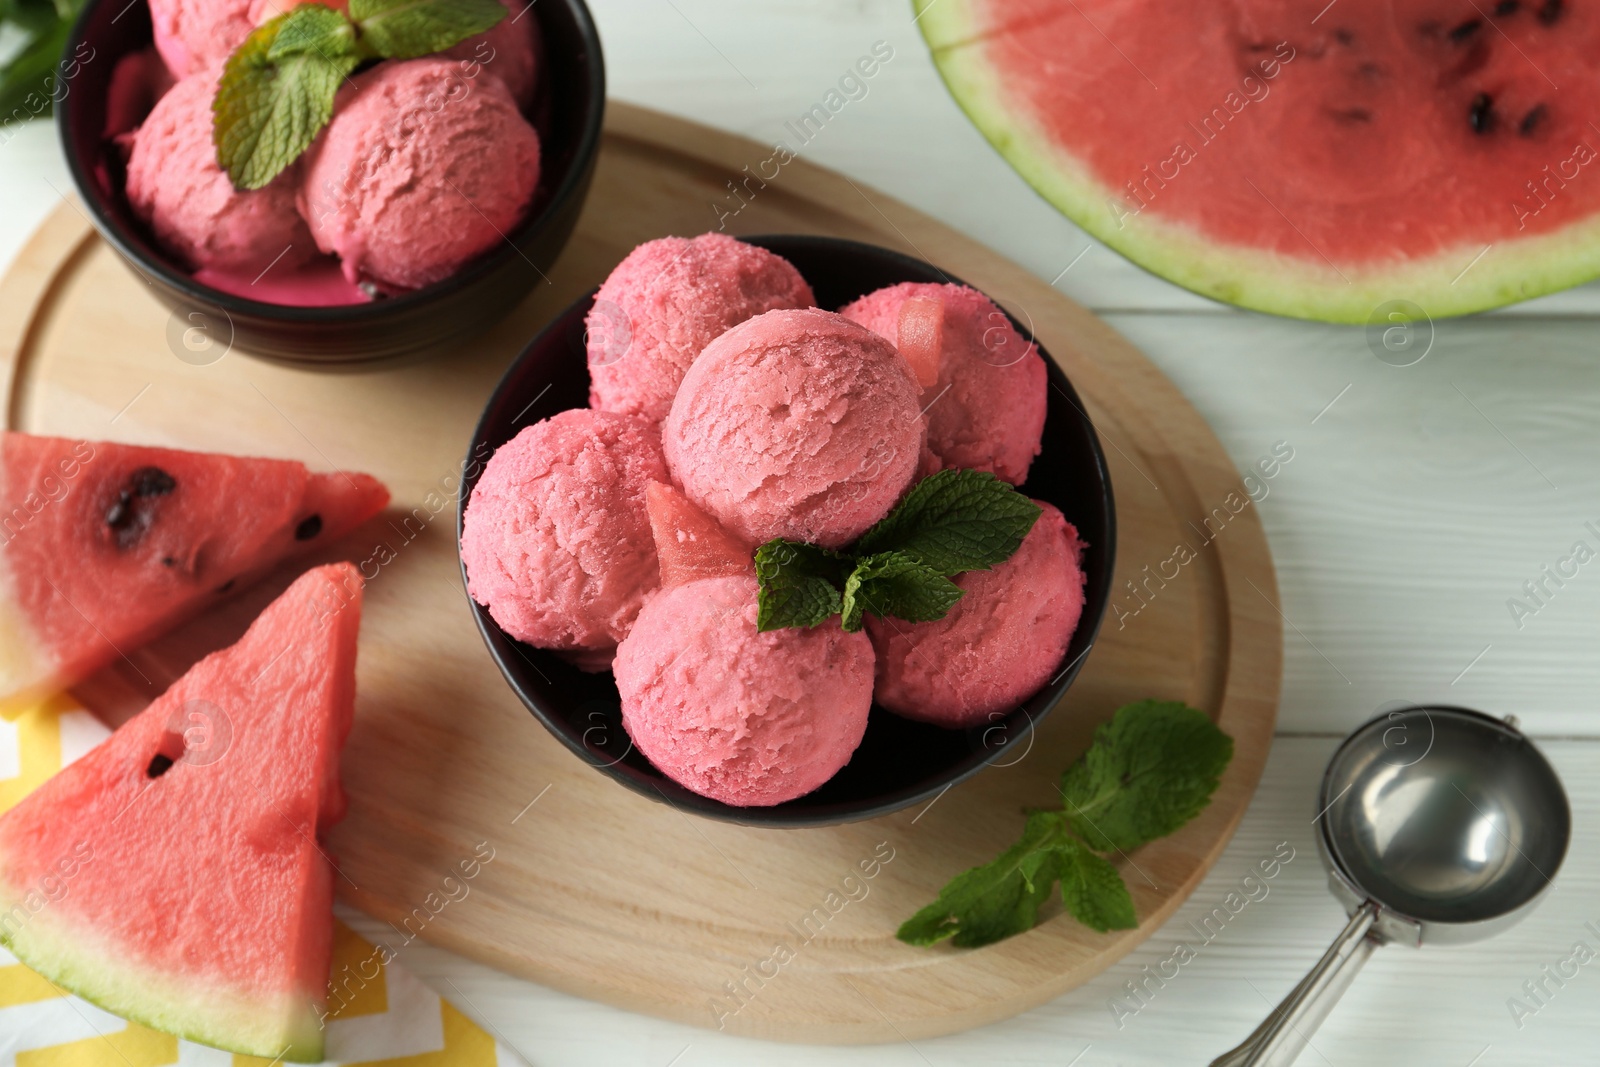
[57,0,603,364]
[460,236,1116,827]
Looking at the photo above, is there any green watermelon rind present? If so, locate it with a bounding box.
[0,863,325,1061]
[915,0,1600,322]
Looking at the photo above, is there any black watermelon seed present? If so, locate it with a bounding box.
[1334,28,1355,45]
[1469,93,1495,133]
[161,556,175,567]
[295,514,323,541]
[217,579,236,594]
[1449,18,1483,41]
[129,467,176,497]
[1539,0,1564,23]
[1520,103,1549,135]
[104,494,130,528]
[1495,0,1519,14]
[146,753,174,778]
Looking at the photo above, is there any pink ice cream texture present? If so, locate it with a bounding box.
[841,282,1047,486]
[460,408,666,671]
[614,574,874,807]
[298,57,541,291]
[869,501,1085,727]
[662,307,925,551]
[586,233,815,424]
[125,71,316,274]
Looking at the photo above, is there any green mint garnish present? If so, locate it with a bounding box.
[213,0,505,190]
[0,0,84,127]
[753,469,1041,633]
[838,552,961,633]
[853,468,1042,575]
[754,540,850,631]
[897,701,1232,947]
[349,0,508,59]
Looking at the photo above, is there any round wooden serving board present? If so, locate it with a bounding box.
[0,104,1281,1042]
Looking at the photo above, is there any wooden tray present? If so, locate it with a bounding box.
[0,103,1281,1043]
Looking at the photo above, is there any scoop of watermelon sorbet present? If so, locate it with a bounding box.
[298,58,541,291]
[614,573,873,807]
[841,282,1047,485]
[125,72,317,276]
[868,501,1085,727]
[586,234,815,424]
[662,308,925,550]
[441,0,541,110]
[461,409,667,671]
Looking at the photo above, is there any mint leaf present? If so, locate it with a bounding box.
[854,469,1041,576]
[839,551,962,633]
[350,0,506,59]
[1059,700,1233,853]
[898,700,1232,949]
[754,539,849,632]
[214,11,359,190]
[1056,839,1136,932]
[0,12,73,125]
[268,2,359,60]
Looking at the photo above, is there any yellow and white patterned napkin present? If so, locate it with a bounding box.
[0,695,526,1067]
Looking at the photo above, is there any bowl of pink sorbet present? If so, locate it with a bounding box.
[57,0,603,363]
[459,236,1116,827]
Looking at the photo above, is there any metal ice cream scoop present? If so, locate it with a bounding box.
[1211,705,1570,1067]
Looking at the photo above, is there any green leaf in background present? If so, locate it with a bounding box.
[0,0,76,127]
[213,9,360,190]
[1058,700,1234,853]
[349,0,505,60]
[853,468,1041,576]
[838,551,962,633]
[753,539,849,632]
[897,700,1232,949]
[267,2,360,61]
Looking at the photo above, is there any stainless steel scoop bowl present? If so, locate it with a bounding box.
[1212,705,1570,1066]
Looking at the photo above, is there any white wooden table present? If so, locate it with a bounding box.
[4,2,1598,1063]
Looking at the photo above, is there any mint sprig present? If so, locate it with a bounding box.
[897,701,1233,946]
[754,469,1042,634]
[213,0,505,189]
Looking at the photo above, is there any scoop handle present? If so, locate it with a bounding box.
[1208,901,1379,1067]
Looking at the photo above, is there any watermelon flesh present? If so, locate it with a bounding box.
[646,480,753,587]
[920,0,1600,319]
[0,563,364,1060]
[897,294,945,387]
[0,433,387,710]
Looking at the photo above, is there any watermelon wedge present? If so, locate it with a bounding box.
[918,0,1600,320]
[645,480,753,587]
[0,563,363,1060]
[0,433,387,710]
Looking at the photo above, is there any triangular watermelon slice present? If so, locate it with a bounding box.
[0,563,363,1060]
[0,432,387,711]
[646,480,753,587]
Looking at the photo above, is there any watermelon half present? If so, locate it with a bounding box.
[918,0,1600,320]
[0,433,387,710]
[0,563,364,1060]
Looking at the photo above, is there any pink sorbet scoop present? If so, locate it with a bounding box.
[841,282,1047,485]
[586,234,815,424]
[662,308,925,550]
[868,501,1086,727]
[460,409,667,671]
[614,573,874,807]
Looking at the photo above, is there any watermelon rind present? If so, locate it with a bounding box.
[0,871,324,1059]
[915,0,1600,322]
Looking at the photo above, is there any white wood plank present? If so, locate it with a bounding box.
[1100,311,1600,738]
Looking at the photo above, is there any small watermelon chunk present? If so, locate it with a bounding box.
[0,433,388,711]
[896,294,945,387]
[646,480,752,587]
[0,563,364,1060]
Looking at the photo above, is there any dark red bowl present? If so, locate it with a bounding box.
[56,0,604,364]
[459,235,1117,827]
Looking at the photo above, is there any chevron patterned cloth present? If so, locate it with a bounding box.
[0,695,528,1067]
